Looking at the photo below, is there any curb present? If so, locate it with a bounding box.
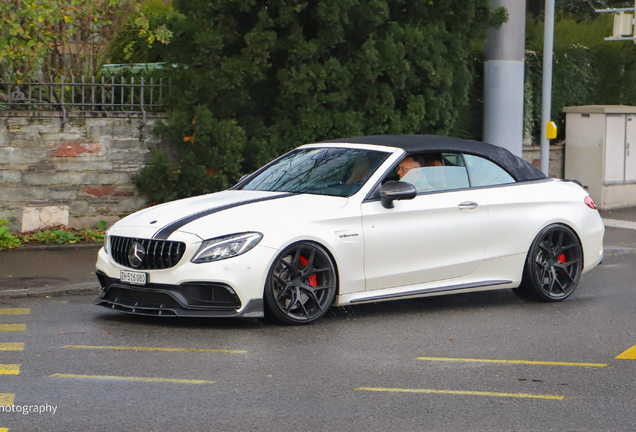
[604,247,636,256]
[0,282,100,299]
[6,243,103,251]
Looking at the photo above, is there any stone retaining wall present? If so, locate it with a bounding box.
[0,110,566,233]
[0,111,169,232]
[522,144,565,179]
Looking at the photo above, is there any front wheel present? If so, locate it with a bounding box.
[264,242,338,325]
[513,224,583,302]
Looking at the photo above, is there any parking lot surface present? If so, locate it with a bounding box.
[0,251,634,431]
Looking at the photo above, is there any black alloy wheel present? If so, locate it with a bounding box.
[514,224,583,302]
[264,242,338,325]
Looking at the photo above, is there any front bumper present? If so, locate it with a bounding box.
[94,239,276,318]
[95,271,264,317]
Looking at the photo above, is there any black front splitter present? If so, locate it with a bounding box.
[94,297,264,318]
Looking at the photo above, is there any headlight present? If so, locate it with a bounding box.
[103,227,112,254]
[191,232,263,263]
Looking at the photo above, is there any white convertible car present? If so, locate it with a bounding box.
[95,135,604,324]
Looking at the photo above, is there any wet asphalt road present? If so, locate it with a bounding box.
[0,252,635,431]
[0,245,101,289]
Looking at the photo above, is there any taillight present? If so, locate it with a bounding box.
[584,195,597,209]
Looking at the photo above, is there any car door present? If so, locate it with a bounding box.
[361,154,489,291]
[462,154,530,261]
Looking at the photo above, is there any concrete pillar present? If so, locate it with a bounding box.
[483,0,527,157]
[540,0,555,175]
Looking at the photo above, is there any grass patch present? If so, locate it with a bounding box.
[0,219,107,250]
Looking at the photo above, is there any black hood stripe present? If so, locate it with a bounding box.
[152,193,293,240]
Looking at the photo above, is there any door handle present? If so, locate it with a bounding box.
[458,201,479,210]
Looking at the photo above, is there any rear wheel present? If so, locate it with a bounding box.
[264,242,337,325]
[513,224,583,302]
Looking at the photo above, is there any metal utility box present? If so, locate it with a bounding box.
[563,105,636,210]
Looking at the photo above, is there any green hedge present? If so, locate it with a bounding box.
[135,8,636,203]
[135,0,505,204]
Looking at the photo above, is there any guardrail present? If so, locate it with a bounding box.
[0,76,170,121]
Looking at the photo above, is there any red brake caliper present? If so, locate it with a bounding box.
[299,256,317,287]
[557,254,566,275]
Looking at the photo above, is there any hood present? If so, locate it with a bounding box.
[114,190,348,241]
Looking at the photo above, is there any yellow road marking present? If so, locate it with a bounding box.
[0,325,26,332]
[0,428,8,432]
[0,309,29,315]
[64,344,247,354]
[0,394,14,405]
[0,365,19,375]
[0,343,23,351]
[616,344,636,359]
[417,356,608,368]
[50,374,215,385]
[356,387,564,400]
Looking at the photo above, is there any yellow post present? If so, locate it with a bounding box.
[546,121,557,140]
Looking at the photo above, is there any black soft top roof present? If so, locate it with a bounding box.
[322,135,547,182]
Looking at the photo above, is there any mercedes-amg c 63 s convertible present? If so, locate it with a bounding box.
[95,135,604,324]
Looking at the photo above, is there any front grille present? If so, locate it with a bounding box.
[110,236,186,270]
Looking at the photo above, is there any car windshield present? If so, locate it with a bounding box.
[239,147,390,197]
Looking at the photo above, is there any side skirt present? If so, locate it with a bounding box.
[339,280,513,306]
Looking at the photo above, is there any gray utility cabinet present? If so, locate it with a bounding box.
[563,105,636,210]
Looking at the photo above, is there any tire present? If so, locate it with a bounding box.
[513,224,583,302]
[264,242,338,325]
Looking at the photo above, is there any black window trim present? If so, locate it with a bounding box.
[460,152,473,188]
[363,177,553,203]
[362,151,551,203]
[362,150,406,202]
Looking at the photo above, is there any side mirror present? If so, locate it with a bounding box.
[379,181,417,209]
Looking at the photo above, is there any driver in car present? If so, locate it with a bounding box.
[397,155,424,179]
[398,154,444,191]
[397,154,443,179]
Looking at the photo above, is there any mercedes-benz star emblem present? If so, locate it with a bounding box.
[127,242,145,268]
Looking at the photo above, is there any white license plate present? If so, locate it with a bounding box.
[120,270,147,285]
